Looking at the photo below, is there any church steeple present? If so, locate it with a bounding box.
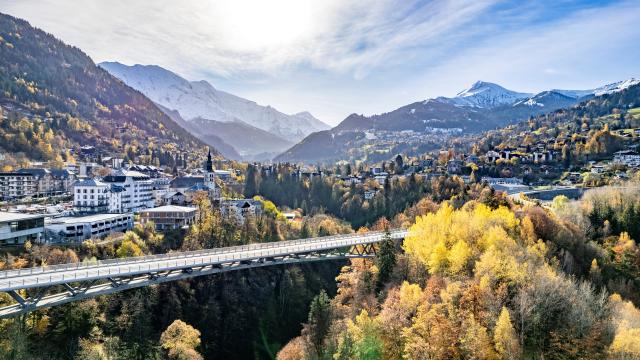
[205,148,213,172]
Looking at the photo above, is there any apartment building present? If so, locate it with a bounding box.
[46,213,133,243]
[0,172,36,200]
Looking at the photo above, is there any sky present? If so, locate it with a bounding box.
[1,0,639,126]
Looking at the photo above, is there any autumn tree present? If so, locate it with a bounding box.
[160,320,203,360]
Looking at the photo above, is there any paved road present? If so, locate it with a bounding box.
[0,229,408,292]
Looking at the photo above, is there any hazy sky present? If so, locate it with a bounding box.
[1,0,639,125]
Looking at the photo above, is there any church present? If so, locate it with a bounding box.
[168,148,220,201]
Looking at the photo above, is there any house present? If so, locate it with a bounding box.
[46,213,133,243]
[139,205,198,231]
[447,159,464,174]
[0,212,45,246]
[162,191,187,205]
[374,173,389,185]
[365,189,379,200]
[220,199,263,224]
[152,177,171,205]
[485,151,500,162]
[566,172,583,184]
[591,165,605,174]
[341,176,361,185]
[613,150,640,167]
[480,177,524,185]
[214,170,232,182]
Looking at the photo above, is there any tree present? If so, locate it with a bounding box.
[494,307,521,360]
[305,290,332,357]
[244,164,259,197]
[376,227,396,291]
[160,320,203,360]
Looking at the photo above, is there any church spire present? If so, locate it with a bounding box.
[205,148,213,172]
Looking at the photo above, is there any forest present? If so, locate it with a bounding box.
[277,182,640,359]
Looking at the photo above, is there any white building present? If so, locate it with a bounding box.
[73,178,110,214]
[613,150,640,167]
[0,212,45,246]
[73,170,154,214]
[220,199,263,224]
[102,170,155,213]
[480,177,524,185]
[46,213,133,243]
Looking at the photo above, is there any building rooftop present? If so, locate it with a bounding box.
[47,213,133,225]
[0,212,46,222]
[141,205,197,213]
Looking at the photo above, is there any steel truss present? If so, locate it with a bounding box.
[0,245,379,318]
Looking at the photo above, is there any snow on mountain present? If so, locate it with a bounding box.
[447,81,533,108]
[593,78,640,96]
[99,62,330,142]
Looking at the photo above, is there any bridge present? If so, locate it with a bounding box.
[0,229,407,318]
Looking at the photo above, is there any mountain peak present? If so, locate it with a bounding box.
[451,81,532,108]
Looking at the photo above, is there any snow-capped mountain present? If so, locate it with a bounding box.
[441,81,533,108]
[99,62,330,153]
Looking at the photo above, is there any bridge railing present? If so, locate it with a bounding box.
[0,230,407,291]
[0,229,407,280]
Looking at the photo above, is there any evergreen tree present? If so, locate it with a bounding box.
[307,290,332,357]
[376,227,396,291]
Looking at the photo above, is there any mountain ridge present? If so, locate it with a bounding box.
[276,79,639,163]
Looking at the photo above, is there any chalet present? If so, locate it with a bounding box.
[220,199,263,224]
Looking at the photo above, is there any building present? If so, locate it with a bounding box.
[102,170,155,213]
[220,199,263,224]
[447,159,464,174]
[15,168,75,197]
[0,172,36,200]
[46,213,133,243]
[161,191,187,205]
[73,178,110,214]
[481,177,524,185]
[139,205,199,231]
[0,212,45,246]
[152,177,171,205]
[613,150,640,167]
[73,170,154,214]
[169,176,204,193]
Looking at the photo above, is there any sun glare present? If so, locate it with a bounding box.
[215,0,315,51]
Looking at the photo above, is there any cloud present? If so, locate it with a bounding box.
[0,0,499,78]
[1,0,638,125]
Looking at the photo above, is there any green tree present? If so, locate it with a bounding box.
[306,290,332,357]
[376,227,396,292]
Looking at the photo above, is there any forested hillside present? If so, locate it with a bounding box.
[0,13,207,163]
[278,184,640,359]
